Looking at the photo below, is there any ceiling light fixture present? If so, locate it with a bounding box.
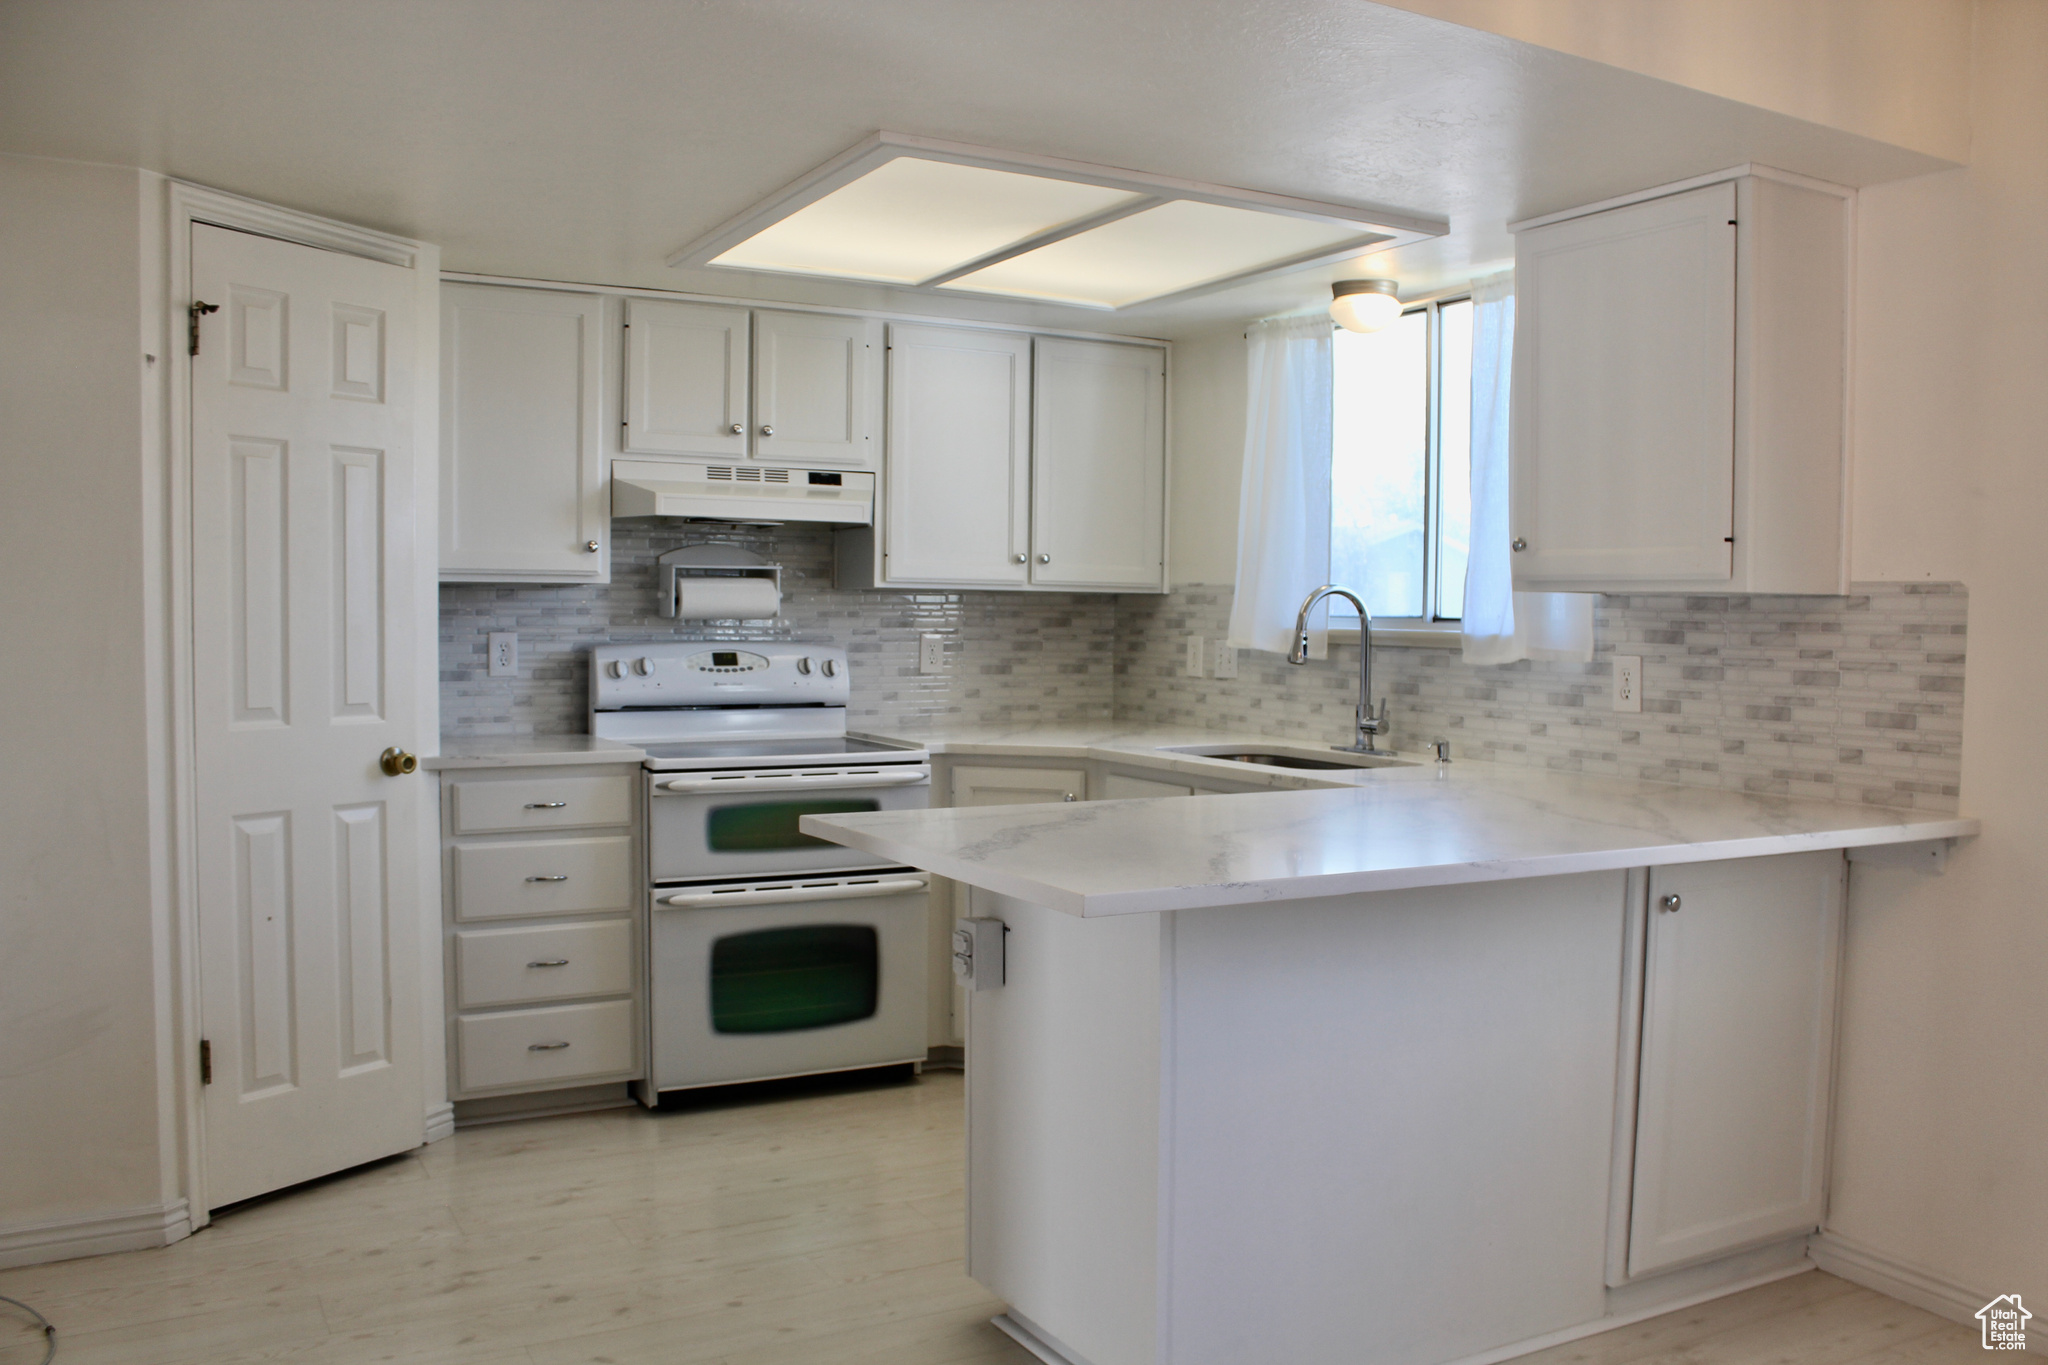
[1329,279,1403,333]
[670,133,1448,312]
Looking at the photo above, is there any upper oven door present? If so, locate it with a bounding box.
[648,764,931,881]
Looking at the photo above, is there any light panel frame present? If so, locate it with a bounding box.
[668,132,1448,312]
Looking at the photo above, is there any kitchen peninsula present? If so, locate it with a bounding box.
[803,765,1978,1365]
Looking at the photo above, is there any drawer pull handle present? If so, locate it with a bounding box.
[525,874,569,883]
[524,801,568,809]
[528,1041,571,1051]
[527,958,570,968]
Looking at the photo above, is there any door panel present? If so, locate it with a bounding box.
[949,764,1087,806]
[622,297,749,458]
[753,310,880,468]
[884,324,1030,585]
[1030,338,1165,589]
[192,223,425,1209]
[1512,182,1736,584]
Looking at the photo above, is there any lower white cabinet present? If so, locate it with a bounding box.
[438,763,643,1107]
[1098,771,1196,800]
[1621,851,1844,1278]
[949,763,1087,806]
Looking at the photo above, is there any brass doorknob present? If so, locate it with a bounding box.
[379,747,418,776]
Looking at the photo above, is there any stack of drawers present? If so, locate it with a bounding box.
[441,766,642,1100]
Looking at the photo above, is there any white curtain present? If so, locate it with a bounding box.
[1461,273,1595,665]
[1227,316,1333,658]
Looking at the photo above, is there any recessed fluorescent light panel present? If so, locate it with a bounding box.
[671,133,1447,311]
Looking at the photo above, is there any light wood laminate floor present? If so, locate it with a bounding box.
[0,1071,1986,1364]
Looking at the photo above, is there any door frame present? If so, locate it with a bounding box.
[161,180,443,1228]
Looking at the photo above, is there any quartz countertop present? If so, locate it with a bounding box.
[424,736,647,771]
[801,764,1978,917]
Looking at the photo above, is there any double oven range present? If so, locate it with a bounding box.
[590,643,931,1096]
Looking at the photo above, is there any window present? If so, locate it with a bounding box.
[1330,296,1474,626]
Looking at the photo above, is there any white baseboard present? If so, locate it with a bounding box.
[1809,1231,2042,1348]
[423,1101,456,1144]
[0,1199,190,1270]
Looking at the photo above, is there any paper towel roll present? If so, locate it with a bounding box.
[673,577,781,620]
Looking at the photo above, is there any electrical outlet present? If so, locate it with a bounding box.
[1212,643,1238,679]
[487,632,518,679]
[918,634,946,676]
[1184,635,1205,678]
[1612,654,1643,713]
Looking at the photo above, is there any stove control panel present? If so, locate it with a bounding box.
[590,643,850,710]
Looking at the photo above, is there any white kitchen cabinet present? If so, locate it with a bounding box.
[879,323,1032,586]
[622,299,879,469]
[1098,771,1195,800]
[1510,170,1849,593]
[1031,337,1167,590]
[949,763,1087,807]
[1622,851,1843,1278]
[440,284,608,582]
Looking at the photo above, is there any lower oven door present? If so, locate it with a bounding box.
[648,765,931,881]
[649,872,930,1091]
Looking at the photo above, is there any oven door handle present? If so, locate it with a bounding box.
[660,876,929,909]
[655,769,930,794]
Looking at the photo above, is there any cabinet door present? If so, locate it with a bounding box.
[1098,772,1194,799]
[949,764,1086,806]
[1030,338,1166,590]
[1626,852,1843,1277]
[884,324,1031,586]
[1512,182,1736,585]
[622,298,749,459]
[754,310,881,468]
[441,284,607,580]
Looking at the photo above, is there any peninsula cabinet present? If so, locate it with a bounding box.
[621,298,882,469]
[1509,169,1850,594]
[837,328,1168,593]
[440,284,609,582]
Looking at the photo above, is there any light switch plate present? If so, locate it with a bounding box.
[1185,635,1205,678]
[1212,642,1238,679]
[488,632,518,679]
[919,634,946,676]
[1613,654,1643,713]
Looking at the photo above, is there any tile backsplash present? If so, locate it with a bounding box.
[440,521,1117,737]
[443,534,1965,813]
[1116,584,1966,812]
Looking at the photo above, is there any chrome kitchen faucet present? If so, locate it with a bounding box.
[1288,584,1391,755]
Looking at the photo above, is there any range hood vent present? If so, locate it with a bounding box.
[612,460,873,525]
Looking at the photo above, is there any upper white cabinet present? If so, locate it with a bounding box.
[880,324,1031,587]
[1031,338,1166,590]
[1622,852,1843,1279]
[622,299,880,469]
[440,284,608,582]
[1511,171,1849,594]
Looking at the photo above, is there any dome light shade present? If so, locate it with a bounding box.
[1330,279,1402,332]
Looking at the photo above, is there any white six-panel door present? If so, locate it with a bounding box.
[190,223,426,1209]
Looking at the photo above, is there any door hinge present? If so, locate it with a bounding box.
[199,1038,212,1085]
[188,300,220,356]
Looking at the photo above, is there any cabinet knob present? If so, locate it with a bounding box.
[584,540,600,553]
[1012,553,1027,564]
[759,424,774,437]
[1659,893,1682,912]
[378,747,417,776]
[1037,553,1051,564]
[1511,538,1528,552]
[1063,793,1077,802]
[728,423,744,434]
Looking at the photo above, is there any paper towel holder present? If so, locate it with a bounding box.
[656,544,784,620]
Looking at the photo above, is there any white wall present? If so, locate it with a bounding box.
[0,153,171,1239]
[1167,326,1250,588]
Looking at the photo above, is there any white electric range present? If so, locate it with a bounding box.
[590,643,930,1096]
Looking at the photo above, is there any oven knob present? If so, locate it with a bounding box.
[605,660,624,679]
[821,658,838,678]
[633,657,654,676]
[796,657,811,675]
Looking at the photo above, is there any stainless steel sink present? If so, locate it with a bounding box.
[1161,743,1417,770]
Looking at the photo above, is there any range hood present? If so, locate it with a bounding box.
[612,460,874,525]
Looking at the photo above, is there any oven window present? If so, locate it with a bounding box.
[705,799,881,851]
[709,925,880,1033]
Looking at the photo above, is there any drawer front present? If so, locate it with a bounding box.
[453,835,633,922]
[456,920,635,1008]
[457,999,636,1093]
[451,774,633,834]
